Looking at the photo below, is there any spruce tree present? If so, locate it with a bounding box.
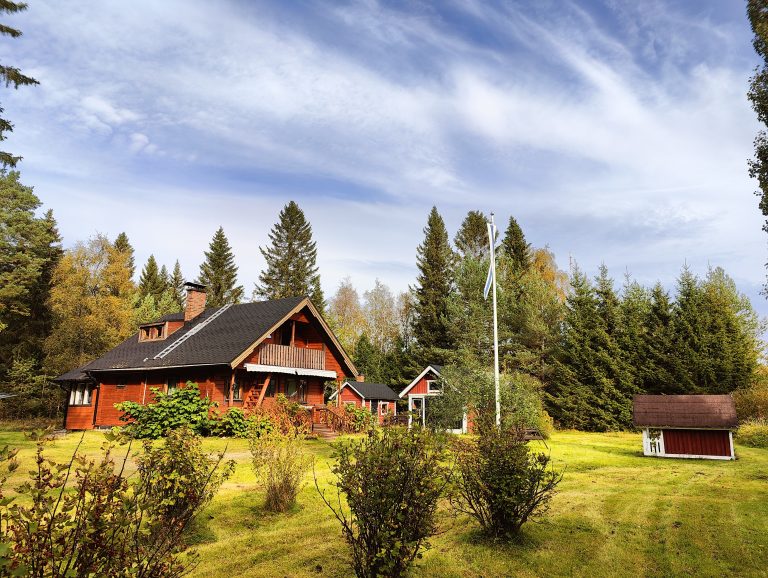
[113,232,135,279]
[500,216,531,274]
[0,2,39,168]
[454,210,489,259]
[255,201,324,308]
[198,227,244,308]
[670,266,704,393]
[411,207,455,366]
[642,283,678,394]
[138,255,166,302]
[353,333,383,383]
[169,260,185,309]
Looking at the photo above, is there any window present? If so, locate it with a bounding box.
[138,323,166,342]
[426,379,442,393]
[167,377,180,394]
[380,402,389,415]
[69,384,92,406]
[371,400,379,414]
[286,378,298,399]
[232,381,242,401]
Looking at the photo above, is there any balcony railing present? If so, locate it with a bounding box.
[257,343,325,370]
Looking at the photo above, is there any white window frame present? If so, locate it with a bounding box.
[380,402,389,415]
[69,384,92,406]
[426,379,441,394]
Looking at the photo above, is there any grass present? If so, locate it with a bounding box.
[0,429,766,577]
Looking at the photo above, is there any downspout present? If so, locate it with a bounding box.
[141,373,148,405]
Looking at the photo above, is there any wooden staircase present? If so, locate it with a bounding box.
[312,422,338,441]
[243,375,271,412]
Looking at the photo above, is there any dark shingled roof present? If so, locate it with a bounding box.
[633,395,738,429]
[54,297,306,380]
[345,381,399,401]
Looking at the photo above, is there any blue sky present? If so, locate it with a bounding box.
[4,0,766,311]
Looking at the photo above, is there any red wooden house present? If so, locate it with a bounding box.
[633,394,737,460]
[54,283,358,430]
[329,380,399,424]
[399,365,467,434]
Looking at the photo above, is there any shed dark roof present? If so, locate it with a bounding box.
[54,297,309,380]
[344,381,399,401]
[633,395,738,429]
[55,365,94,382]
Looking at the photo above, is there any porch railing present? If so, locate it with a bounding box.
[257,343,325,370]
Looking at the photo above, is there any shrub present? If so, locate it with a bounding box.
[117,382,215,438]
[262,394,312,436]
[210,408,274,438]
[733,379,768,422]
[343,403,377,432]
[736,419,768,448]
[317,427,449,578]
[250,430,309,512]
[0,427,234,577]
[451,428,562,541]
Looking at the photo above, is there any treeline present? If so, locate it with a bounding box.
[332,208,763,431]
[0,167,763,430]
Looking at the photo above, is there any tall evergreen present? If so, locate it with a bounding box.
[454,210,489,259]
[641,283,677,394]
[547,266,633,431]
[169,260,185,309]
[255,201,324,308]
[138,255,166,302]
[353,333,384,383]
[198,227,244,308]
[411,207,455,366]
[113,232,135,279]
[0,2,39,168]
[500,216,531,274]
[617,275,650,392]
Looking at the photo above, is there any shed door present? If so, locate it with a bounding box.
[662,429,730,457]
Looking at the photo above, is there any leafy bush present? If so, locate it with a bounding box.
[427,364,552,437]
[117,382,215,438]
[0,427,233,577]
[451,428,563,541]
[210,407,274,438]
[733,378,768,422]
[736,419,768,448]
[343,403,377,432]
[250,430,309,512]
[262,394,312,436]
[317,427,449,578]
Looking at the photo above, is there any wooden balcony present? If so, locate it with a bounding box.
[257,343,325,370]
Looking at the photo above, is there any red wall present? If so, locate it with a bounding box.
[339,386,363,406]
[406,369,440,396]
[663,429,732,457]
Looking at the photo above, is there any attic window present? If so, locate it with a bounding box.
[139,323,166,342]
[426,379,442,394]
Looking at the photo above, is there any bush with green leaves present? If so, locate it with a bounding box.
[736,418,768,448]
[343,403,377,432]
[317,427,449,578]
[428,364,552,436]
[451,427,563,541]
[210,407,274,438]
[250,430,309,512]
[0,427,233,577]
[116,382,215,438]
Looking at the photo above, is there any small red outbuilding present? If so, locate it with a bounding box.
[633,394,737,460]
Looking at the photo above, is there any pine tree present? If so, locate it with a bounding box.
[255,201,324,308]
[641,283,678,394]
[670,266,704,393]
[454,210,489,259]
[0,2,39,168]
[500,216,531,275]
[198,227,244,308]
[113,232,135,279]
[138,255,166,302]
[169,260,185,309]
[411,207,455,366]
[617,274,650,392]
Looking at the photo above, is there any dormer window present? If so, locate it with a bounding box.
[139,323,167,342]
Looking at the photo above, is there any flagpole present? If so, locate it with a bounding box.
[490,213,501,428]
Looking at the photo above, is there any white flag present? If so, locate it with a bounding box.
[483,221,496,300]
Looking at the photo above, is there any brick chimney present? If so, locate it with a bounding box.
[184,282,207,322]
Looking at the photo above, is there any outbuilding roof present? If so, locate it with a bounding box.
[345,381,399,401]
[632,394,738,429]
[53,296,357,380]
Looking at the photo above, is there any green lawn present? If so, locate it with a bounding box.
[0,429,766,578]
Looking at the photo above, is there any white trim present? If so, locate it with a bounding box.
[329,380,366,401]
[243,363,337,379]
[399,365,443,398]
[407,393,466,434]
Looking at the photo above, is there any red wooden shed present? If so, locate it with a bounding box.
[633,395,737,460]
